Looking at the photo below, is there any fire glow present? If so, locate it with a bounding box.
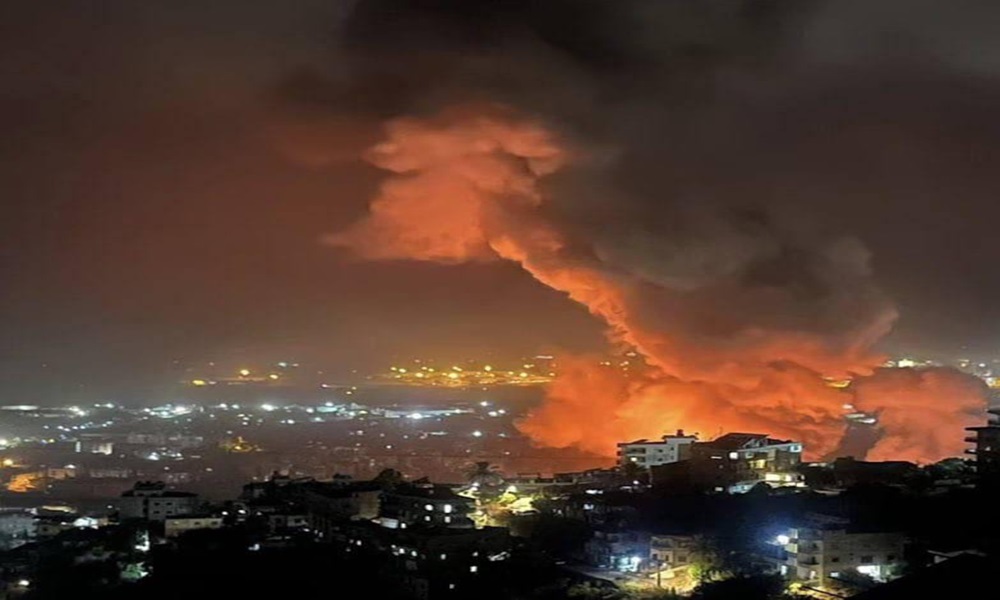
[329,106,987,464]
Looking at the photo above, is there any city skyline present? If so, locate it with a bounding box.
[2,2,1000,598]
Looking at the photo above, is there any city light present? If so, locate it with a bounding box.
[379,360,555,387]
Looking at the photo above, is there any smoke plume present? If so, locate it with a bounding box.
[312,0,995,462]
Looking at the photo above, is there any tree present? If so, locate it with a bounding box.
[467,461,505,489]
[565,582,624,599]
[690,574,786,600]
[621,461,648,485]
[373,468,405,490]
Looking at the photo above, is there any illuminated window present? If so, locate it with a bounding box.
[444,516,451,523]
[469,566,478,573]
[728,452,739,460]
[424,515,431,522]
[440,554,447,560]
[443,504,453,513]
[424,504,434,511]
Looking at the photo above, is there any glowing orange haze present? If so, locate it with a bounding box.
[329,106,987,464]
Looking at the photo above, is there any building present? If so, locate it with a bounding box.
[306,485,381,537]
[0,511,36,549]
[849,553,996,600]
[75,438,113,455]
[125,433,203,448]
[88,468,133,479]
[779,515,905,588]
[966,408,1000,490]
[651,432,804,493]
[164,514,223,538]
[335,521,511,599]
[380,482,474,529]
[267,513,309,533]
[649,534,697,571]
[694,432,802,482]
[830,457,920,488]
[119,481,200,521]
[617,431,698,469]
[585,529,649,572]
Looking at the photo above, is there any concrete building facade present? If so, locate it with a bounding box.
[781,517,905,587]
[119,481,199,521]
[617,431,699,469]
[164,515,223,538]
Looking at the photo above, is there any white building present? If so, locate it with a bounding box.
[164,515,223,538]
[649,534,697,571]
[779,516,905,587]
[119,482,200,521]
[0,511,36,549]
[617,431,699,468]
[75,439,113,455]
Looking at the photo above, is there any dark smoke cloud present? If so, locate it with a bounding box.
[310,0,998,461]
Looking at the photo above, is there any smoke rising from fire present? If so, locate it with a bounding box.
[328,107,986,463]
[304,0,998,463]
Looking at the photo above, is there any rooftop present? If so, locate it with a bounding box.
[705,432,793,450]
[388,483,466,501]
[618,431,698,446]
[121,489,197,498]
[164,513,220,521]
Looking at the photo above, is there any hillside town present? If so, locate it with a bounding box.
[1,412,997,599]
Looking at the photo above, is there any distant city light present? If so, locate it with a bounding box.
[472,430,483,438]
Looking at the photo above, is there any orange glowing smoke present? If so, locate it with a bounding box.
[852,367,987,463]
[6,472,41,493]
[329,106,987,463]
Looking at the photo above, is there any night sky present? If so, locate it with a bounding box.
[1,0,999,403]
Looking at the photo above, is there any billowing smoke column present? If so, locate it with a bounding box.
[279,0,1000,463]
[327,106,986,463]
